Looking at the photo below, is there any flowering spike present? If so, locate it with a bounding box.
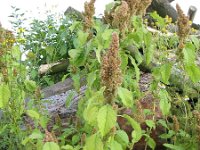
[101,32,122,104]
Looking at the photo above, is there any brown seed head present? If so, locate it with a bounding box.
[136,0,152,16]
[43,129,58,143]
[172,115,180,132]
[101,32,122,104]
[176,4,190,48]
[83,0,96,32]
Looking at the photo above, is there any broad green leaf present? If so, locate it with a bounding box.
[77,31,89,47]
[159,89,171,116]
[118,87,133,108]
[84,134,103,150]
[24,80,37,92]
[123,114,142,143]
[65,92,76,108]
[134,48,143,65]
[97,105,117,137]
[69,21,80,32]
[163,144,184,150]
[157,119,168,129]
[29,131,43,140]
[102,29,113,41]
[61,145,74,150]
[144,44,154,65]
[110,140,123,150]
[87,71,97,88]
[21,137,30,145]
[145,120,156,129]
[45,46,54,57]
[159,130,175,139]
[83,105,99,125]
[150,11,166,29]
[39,116,49,129]
[191,36,199,49]
[129,56,140,82]
[26,110,40,120]
[72,73,80,91]
[0,84,10,108]
[69,48,88,67]
[115,130,129,149]
[146,137,156,150]
[43,142,60,150]
[72,134,80,145]
[183,42,196,65]
[12,45,21,60]
[68,49,80,59]
[120,51,128,73]
[96,45,103,63]
[84,88,105,124]
[144,32,152,47]
[184,64,200,83]
[160,63,172,84]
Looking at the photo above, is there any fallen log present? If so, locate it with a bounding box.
[38,59,69,76]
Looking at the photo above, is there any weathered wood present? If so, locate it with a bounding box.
[147,0,178,22]
[187,6,197,22]
[41,77,86,98]
[64,6,83,20]
[39,59,69,75]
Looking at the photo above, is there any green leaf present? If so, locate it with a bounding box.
[118,87,133,108]
[87,71,97,88]
[120,51,128,73]
[43,142,60,150]
[163,144,184,150]
[110,140,123,150]
[191,36,199,49]
[143,31,154,65]
[61,145,74,150]
[183,42,196,65]
[129,56,140,82]
[69,21,80,32]
[97,105,117,137]
[68,49,80,59]
[159,89,171,116]
[29,131,43,140]
[144,44,154,65]
[83,105,99,125]
[77,30,89,47]
[12,45,21,60]
[72,73,80,91]
[115,130,129,149]
[26,110,40,120]
[146,137,156,150]
[157,119,168,129]
[84,134,103,150]
[0,84,11,108]
[72,134,80,145]
[145,120,155,129]
[84,88,105,124]
[184,64,200,83]
[69,48,88,67]
[24,80,37,92]
[102,29,113,41]
[65,91,76,108]
[160,63,172,84]
[150,11,166,29]
[160,130,175,139]
[123,114,142,143]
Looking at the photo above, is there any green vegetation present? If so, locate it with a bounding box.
[0,1,200,150]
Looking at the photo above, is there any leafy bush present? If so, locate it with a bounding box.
[0,1,200,150]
